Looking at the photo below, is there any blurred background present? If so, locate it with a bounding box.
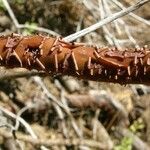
[0,0,150,150]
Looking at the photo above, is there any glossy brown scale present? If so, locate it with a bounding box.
[5,35,22,67]
[96,49,143,68]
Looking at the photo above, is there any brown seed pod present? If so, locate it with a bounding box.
[0,34,149,84]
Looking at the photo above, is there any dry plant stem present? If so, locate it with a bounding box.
[2,0,59,36]
[99,0,121,47]
[34,77,83,138]
[92,109,101,139]
[0,71,45,81]
[0,34,150,84]
[111,0,150,26]
[0,129,108,149]
[0,106,37,139]
[0,106,49,150]
[64,0,150,42]
[60,90,83,138]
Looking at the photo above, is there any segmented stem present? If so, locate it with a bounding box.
[0,34,149,84]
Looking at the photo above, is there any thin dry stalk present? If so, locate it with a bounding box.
[0,128,108,149]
